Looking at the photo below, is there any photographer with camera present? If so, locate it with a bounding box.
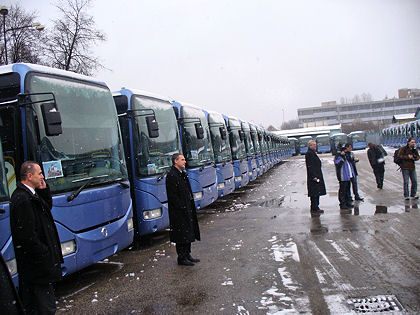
[334,144,355,210]
[397,137,419,200]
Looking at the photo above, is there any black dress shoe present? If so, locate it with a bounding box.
[178,258,194,266]
[355,197,364,201]
[187,255,200,263]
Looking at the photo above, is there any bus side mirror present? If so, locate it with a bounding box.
[41,103,62,136]
[220,127,227,140]
[146,115,159,138]
[239,130,245,141]
[195,123,204,139]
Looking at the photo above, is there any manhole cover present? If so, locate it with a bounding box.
[347,295,404,313]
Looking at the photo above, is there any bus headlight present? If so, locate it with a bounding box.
[143,208,162,220]
[217,182,225,189]
[193,191,203,200]
[127,218,134,230]
[235,176,242,182]
[6,258,17,276]
[61,240,76,256]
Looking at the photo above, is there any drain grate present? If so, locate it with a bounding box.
[347,295,404,313]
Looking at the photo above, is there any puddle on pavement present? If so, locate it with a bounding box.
[248,196,285,207]
[310,217,329,234]
[349,199,419,216]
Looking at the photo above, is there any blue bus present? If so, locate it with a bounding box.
[0,63,134,283]
[173,102,218,209]
[330,133,349,155]
[241,120,257,181]
[288,137,299,156]
[315,134,331,153]
[113,89,182,240]
[250,123,264,177]
[348,131,367,150]
[206,111,235,198]
[224,115,249,188]
[298,136,313,155]
[257,126,269,173]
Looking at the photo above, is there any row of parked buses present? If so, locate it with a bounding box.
[0,63,292,286]
[382,120,420,148]
[288,131,367,156]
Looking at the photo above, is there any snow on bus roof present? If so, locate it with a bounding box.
[0,63,107,86]
[114,88,172,103]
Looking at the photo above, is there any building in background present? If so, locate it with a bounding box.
[298,89,420,128]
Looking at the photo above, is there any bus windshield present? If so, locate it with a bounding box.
[242,122,254,157]
[27,73,128,193]
[316,136,330,146]
[181,106,214,167]
[250,127,260,154]
[351,133,366,142]
[299,137,311,148]
[208,114,232,163]
[229,118,247,160]
[133,96,181,176]
[333,134,348,146]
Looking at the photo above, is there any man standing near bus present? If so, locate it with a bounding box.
[166,153,201,266]
[398,137,419,199]
[305,140,326,216]
[10,161,63,314]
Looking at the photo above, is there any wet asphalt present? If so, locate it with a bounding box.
[55,149,420,314]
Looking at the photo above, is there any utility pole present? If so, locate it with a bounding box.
[282,108,285,126]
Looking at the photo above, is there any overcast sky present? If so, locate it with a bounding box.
[9,0,420,127]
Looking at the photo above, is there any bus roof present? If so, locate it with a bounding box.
[0,63,107,87]
[114,88,172,103]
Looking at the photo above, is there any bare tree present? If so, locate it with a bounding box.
[281,119,299,130]
[361,92,372,102]
[44,0,106,75]
[0,4,45,65]
[352,94,361,104]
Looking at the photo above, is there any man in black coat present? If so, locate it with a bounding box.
[10,161,63,314]
[367,143,385,189]
[166,153,201,266]
[305,140,326,216]
[0,252,25,315]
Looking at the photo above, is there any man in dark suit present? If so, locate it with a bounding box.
[305,140,326,216]
[10,161,63,314]
[166,153,201,266]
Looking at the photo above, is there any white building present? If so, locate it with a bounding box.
[298,95,420,128]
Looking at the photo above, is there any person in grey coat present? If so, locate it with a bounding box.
[166,153,201,266]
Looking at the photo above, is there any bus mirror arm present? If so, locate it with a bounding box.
[118,181,130,189]
[157,172,167,182]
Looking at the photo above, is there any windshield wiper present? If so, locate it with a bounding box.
[157,171,167,182]
[67,175,109,202]
[115,178,130,188]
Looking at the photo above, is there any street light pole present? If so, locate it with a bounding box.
[0,6,8,65]
[0,6,44,65]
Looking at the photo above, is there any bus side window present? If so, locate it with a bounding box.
[4,156,16,196]
[0,109,17,196]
